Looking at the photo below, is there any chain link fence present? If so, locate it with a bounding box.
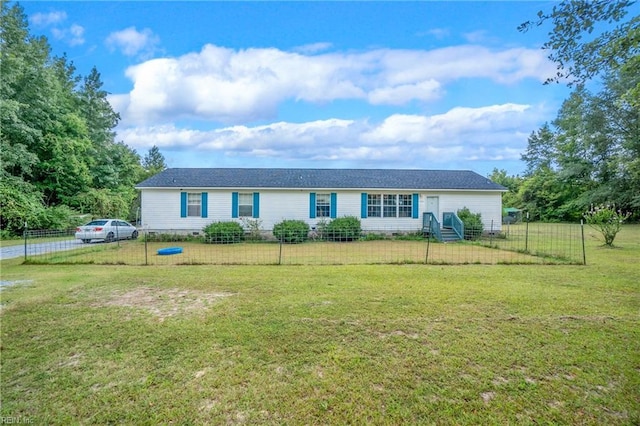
[10,222,586,266]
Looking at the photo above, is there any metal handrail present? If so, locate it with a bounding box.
[443,212,464,240]
[422,212,442,241]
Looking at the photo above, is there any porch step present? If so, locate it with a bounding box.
[440,227,461,242]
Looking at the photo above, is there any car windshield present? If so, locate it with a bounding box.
[86,220,108,226]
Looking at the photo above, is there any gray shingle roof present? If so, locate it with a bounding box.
[136,168,506,191]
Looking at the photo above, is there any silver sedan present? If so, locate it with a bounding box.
[75,219,139,243]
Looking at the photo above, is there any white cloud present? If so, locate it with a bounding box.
[113,43,555,126]
[293,42,333,54]
[362,104,533,147]
[30,11,67,26]
[105,27,160,58]
[368,80,442,105]
[118,103,543,167]
[29,11,84,46]
[52,24,85,46]
[463,30,497,44]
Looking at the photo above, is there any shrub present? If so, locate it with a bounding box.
[457,207,483,240]
[240,218,263,241]
[203,221,244,244]
[36,205,83,230]
[584,204,631,247]
[324,216,362,241]
[273,220,310,243]
[146,233,202,243]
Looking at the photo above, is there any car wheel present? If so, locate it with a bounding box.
[131,230,139,240]
[105,232,115,243]
[82,239,91,244]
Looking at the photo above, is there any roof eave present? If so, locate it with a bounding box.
[136,186,507,191]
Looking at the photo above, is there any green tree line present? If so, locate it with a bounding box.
[491,64,639,221]
[493,0,639,222]
[1,2,166,236]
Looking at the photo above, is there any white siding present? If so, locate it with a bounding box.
[140,188,503,233]
[430,191,503,232]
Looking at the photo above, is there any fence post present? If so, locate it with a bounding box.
[23,221,28,262]
[144,228,148,266]
[424,216,432,264]
[278,237,283,265]
[490,220,494,246]
[525,212,530,253]
[580,220,586,265]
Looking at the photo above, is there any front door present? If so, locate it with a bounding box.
[426,196,439,220]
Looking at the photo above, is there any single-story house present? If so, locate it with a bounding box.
[135,168,507,237]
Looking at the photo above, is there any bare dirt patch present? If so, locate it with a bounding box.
[93,287,234,321]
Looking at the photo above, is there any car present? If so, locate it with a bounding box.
[75,219,139,243]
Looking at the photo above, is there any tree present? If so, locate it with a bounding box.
[488,168,522,209]
[142,145,168,179]
[518,0,639,89]
[0,2,150,233]
[515,1,639,222]
[521,123,556,175]
[519,64,639,220]
[77,67,123,188]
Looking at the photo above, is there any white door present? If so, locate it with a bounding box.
[426,196,439,219]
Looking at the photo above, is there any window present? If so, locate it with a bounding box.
[398,194,413,217]
[238,193,253,217]
[181,192,207,218]
[310,193,337,219]
[383,194,397,217]
[316,193,331,218]
[233,192,259,218]
[187,193,201,217]
[367,193,414,218]
[367,194,381,217]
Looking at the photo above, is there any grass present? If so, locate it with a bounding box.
[22,222,588,265]
[0,225,638,424]
[35,239,547,266]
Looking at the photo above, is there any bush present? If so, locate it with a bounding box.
[457,207,483,240]
[36,205,83,230]
[240,218,263,241]
[203,221,244,244]
[324,216,362,241]
[273,220,310,243]
[584,204,631,246]
[146,233,202,243]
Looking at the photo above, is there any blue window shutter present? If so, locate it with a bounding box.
[412,193,419,219]
[231,192,239,218]
[309,193,316,218]
[330,193,337,218]
[361,193,368,218]
[201,192,208,218]
[253,192,260,218]
[180,192,187,218]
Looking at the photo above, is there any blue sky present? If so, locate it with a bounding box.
[22,1,576,176]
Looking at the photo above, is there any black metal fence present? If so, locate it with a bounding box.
[8,222,587,266]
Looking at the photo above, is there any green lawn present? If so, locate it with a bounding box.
[1,226,638,424]
[22,222,586,265]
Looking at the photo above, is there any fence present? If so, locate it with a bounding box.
[11,222,587,266]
